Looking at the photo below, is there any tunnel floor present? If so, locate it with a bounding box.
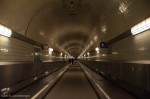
[45,62,99,99]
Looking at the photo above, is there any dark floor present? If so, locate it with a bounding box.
[45,62,99,99]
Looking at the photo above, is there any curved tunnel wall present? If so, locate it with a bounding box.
[83,29,150,61]
[0,0,150,98]
[80,60,150,99]
[0,35,67,62]
[0,61,67,95]
[79,29,150,99]
[0,35,34,62]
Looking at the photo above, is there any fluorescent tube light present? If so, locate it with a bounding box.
[0,24,12,37]
[131,17,150,35]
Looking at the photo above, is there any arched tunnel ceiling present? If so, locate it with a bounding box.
[0,0,150,57]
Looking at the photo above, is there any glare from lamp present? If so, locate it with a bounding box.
[131,17,150,35]
[49,48,53,52]
[95,47,100,52]
[87,52,90,56]
[0,24,12,37]
[60,53,63,55]
[94,36,98,41]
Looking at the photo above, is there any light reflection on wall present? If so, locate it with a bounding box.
[0,48,9,53]
[118,1,129,14]
[101,24,107,33]
[138,47,147,51]
[0,35,34,62]
[112,52,118,55]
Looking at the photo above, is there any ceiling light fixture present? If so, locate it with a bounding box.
[131,17,150,35]
[94,36,98,41]
[95,47,100,52]
[0,24,12,37]
[60,53,63,55]
[49,48,53,52]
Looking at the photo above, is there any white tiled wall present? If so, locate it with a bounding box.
[86,30,150,61]
[110,30,150,60]
[0,35,34,62]
[40,50,65,62]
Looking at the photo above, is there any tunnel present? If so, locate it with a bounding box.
[0,0,150,99]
